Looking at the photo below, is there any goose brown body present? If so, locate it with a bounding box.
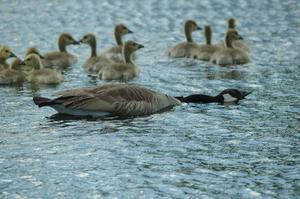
[33,84,181,117]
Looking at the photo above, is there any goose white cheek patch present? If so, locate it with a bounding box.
[223,94,237,103]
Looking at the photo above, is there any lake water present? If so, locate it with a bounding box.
[0,0,299,198]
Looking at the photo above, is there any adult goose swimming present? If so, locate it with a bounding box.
[43,33,80,68]
[33,84,251,117]
[210,29,250,66]
[168,20,202,58]
[79,33,114,73]
[98,40,144,81]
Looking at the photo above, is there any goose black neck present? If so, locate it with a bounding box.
[176,94,222,104]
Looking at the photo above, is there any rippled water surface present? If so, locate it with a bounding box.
[1,0,299,198]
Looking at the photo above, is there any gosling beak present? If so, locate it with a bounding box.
[79,39,83,43]
[39,54,45,59]
[73,40,80,45]
[137,44,144,49]
[196,26,202,30]
[128,29,134,34]
[238,35,244,40]
[10,52,17,58]
[20,60,26,65]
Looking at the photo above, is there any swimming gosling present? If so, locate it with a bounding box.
[168,20,202,58]
[79,33,114,73]
[43,33,79,68]
[98,40,144,81]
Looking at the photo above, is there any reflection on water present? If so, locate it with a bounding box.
[0,0,299,198]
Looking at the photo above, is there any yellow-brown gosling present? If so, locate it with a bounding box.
[210,29,249,66]
[43,33,79,68]
[79,33,114,73]
[98,40,144,81]
[193,26,220,61]
[168,20,202,58]
[0,57,26,84]
[0,45,17,71]
[23,54,64,84]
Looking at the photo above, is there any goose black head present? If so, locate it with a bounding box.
[218,89,251,104]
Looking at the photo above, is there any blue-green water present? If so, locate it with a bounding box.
[0,0,299,198]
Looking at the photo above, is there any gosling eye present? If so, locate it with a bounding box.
[5,50,9,53]
[27,58,31,61]
[83,36,87,39]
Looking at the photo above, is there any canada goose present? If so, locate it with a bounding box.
[105,24,134,62]
[193,26,220,61]
[23,54,64,84]
[168,20,202,58]
[79,33,114,73]
[33,85,251,117]
[0,45,17,71]
[210,29,249,66]
[176,89,251,104]
[0,57,26,84]
[43,33,79,68]
[98,40,144,81]
[33,84,181,117]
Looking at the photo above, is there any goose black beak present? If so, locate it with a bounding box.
[240,91,251,98]
[128,29,134,34]
[39,54,45,59]
[238,35,244,40]
[10,52,17,58]
[138,44,144,49]
[196,26,202,30]
[73,40,80,45]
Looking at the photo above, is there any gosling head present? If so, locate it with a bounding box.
[22,54,43,70]
[115,24,133,36]
[79,33,96,45]
[224,29,243,48]
[228,18,236,29]
[0,45,17,60]
[185,20,202,32]
[59,33,80,46]
[123,40,144,52]
[122,40,144,63]
[25,47,44,59]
